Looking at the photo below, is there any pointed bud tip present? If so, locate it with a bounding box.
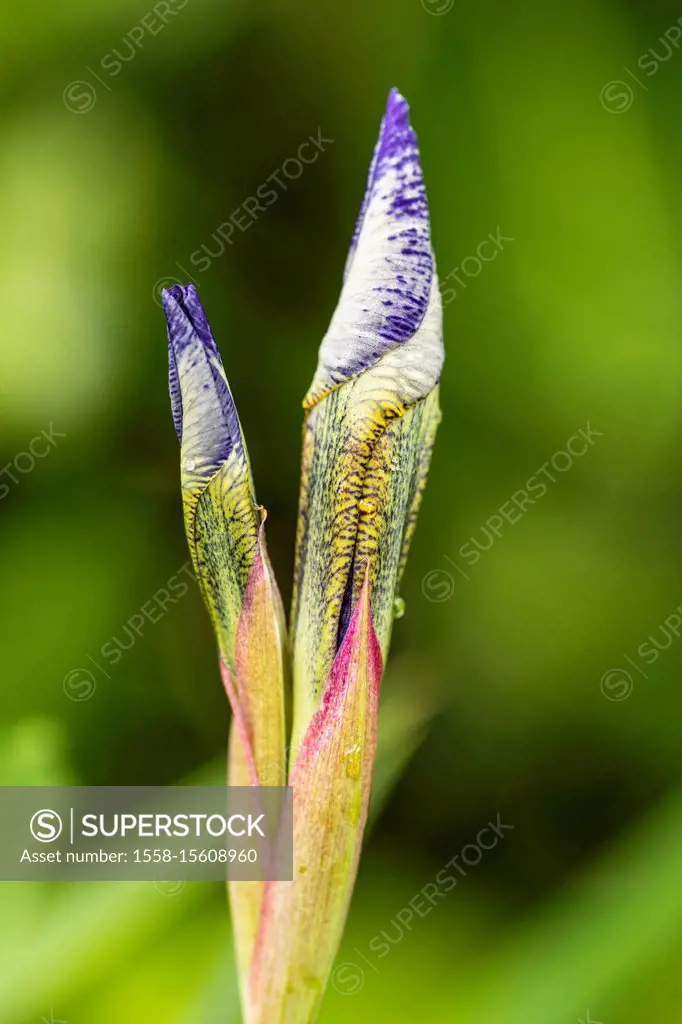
[305,85,442,409]
[160,281,192,312]
[383,87,410,131]
[161,285,195,441]
[161,283,211,346]
[161,282,246,478]
[377,87,417,169]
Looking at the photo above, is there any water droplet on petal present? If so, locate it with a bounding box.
[393,596,406,619]
[184,459,196,472]
[343,743,362,780]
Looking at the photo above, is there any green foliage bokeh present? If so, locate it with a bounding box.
[2,1,682,1020]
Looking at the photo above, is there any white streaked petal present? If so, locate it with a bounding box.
[305,88,443,409]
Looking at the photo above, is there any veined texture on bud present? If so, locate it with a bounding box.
[162,283,287,1004]
[162,283,261,671]
[162,284,286,788]
[290,88,444,752]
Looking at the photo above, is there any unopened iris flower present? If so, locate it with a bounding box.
[162,87,444,1024]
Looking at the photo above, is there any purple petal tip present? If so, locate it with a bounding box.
[161,283,244,472]
[384,88,410,131]
[162,284,213,349]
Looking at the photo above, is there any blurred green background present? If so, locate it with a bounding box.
[2,0,682,1020]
